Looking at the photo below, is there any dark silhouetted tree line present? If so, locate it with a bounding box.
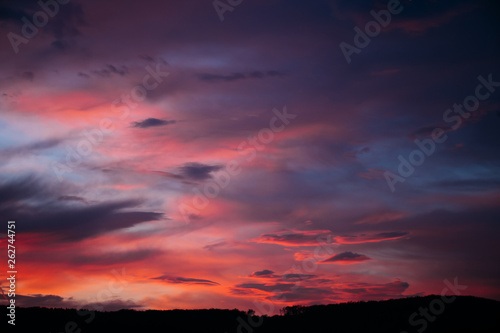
[1,295,499,332]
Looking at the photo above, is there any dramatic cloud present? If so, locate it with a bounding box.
[0,176,46,203]
[0,176,163,242]
[12,200,163,241]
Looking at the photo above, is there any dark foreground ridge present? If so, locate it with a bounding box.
[2,295,499,332]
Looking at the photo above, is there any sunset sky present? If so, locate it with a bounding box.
[0,0,499,314]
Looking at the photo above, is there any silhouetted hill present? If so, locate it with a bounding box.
[2,295,499,332]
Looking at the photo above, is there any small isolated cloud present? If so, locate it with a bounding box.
[152,275,220,286]
[131,118,176,129]
[178,162,223,181]
[249,270,276,278]
[321,252,371,264]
